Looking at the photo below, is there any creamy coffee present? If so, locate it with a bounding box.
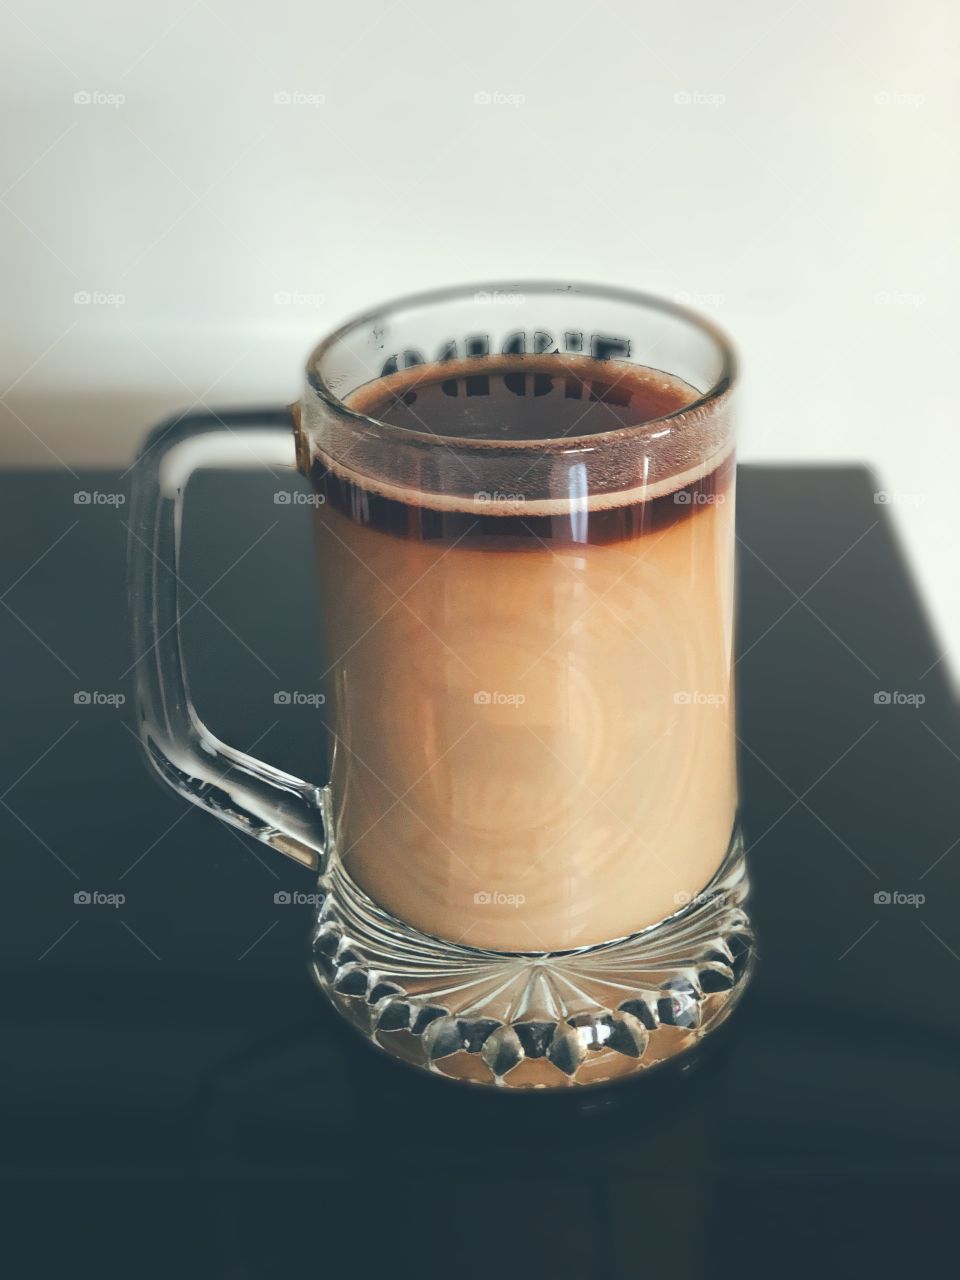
[306,354,736,952]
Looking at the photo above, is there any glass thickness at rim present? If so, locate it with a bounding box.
[305,280,738,451]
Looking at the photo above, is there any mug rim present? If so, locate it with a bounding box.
[305,280,737,452]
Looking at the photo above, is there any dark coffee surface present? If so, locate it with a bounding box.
[311,355,730,545]
[347,353,699,441]
[1,421,958,1278]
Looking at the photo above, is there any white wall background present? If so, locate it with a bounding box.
[1,0,957,673]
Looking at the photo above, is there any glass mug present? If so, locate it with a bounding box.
[129,282,753,1089]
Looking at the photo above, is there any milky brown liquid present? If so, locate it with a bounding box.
[307,355,736,951]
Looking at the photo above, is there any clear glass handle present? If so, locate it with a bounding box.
[128,410,326,870]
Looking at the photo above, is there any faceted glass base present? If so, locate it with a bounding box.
[309,830,753,1089]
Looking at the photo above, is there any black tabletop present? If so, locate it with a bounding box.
[2,421,958,1280]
